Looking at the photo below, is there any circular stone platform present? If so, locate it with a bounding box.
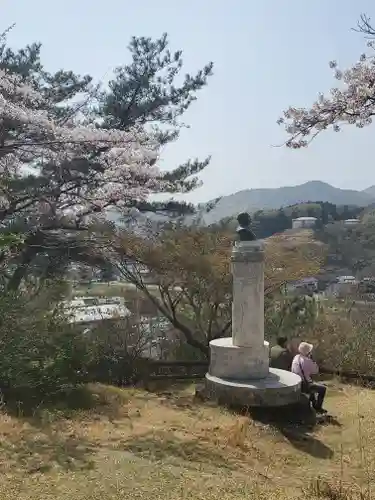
[209,337,269,379]
[205,368,301,408]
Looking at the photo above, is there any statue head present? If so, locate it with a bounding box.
[237,212,251,228]
[235,212,256,241]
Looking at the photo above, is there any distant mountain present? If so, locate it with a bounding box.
[201,181,375,225]
[363,185,375,197]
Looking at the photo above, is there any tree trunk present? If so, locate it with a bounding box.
[137,284,209,357]
[7,246,37,291]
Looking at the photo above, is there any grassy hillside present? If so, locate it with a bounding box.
[1,380,374,499]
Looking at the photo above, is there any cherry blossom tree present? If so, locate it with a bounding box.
[0,67,165,288]
[278,14,375,148]
[0,30,213,289]
[0,69,162,216]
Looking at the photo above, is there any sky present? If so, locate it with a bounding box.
[2,0,375,203]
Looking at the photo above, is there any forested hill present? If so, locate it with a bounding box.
[217,201,363,239]
[201,181,374,225]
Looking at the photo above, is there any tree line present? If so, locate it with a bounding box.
[219,202,363,239]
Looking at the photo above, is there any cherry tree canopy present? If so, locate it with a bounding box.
[0,68,171,225]
[0,31,213,289]
[278,34,375,148]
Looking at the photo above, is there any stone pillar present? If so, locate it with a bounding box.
[204,214,302,406]
[208,239,269,380]
[231,240,265,347]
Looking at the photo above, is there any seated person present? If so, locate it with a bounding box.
[270,336,293,371]
[291,342,327,414]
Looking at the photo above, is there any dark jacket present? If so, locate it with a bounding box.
[270,345,293,371]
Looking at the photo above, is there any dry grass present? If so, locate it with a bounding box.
[0,380,374,499]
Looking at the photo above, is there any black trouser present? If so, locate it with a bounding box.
[308,383,326,410]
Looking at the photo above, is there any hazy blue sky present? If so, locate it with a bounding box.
[2,0,375,202]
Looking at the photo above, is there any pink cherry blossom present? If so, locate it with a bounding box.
[0,67,169,223]
[278,43,375,148]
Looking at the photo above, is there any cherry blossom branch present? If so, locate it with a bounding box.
[278,37,375,148]
[0,66,168,224]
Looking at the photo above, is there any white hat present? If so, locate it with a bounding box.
[298,342,313,356]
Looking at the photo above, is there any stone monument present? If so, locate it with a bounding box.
[205,212,301,407]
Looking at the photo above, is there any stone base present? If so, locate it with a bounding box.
[209,337,269,380]
[205,368,301,408]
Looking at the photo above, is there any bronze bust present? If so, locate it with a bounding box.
[236,212,257,241]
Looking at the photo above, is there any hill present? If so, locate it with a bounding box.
[363,185,375,197]
[105,181,374,230]
[217,201,363,240]
[3,381,375,499]
[202,181,375,225]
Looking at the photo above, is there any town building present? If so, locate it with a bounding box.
[292,216,317,229]
[344,219,360,226]
[286,277,318,295]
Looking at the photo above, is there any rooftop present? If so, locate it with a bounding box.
[62,297,131,324]
[293,216,317,221]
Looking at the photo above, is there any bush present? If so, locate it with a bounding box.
[85,318,154,386]
[308,314,375,376]
[265,295,320,342]
[0,288,92,406]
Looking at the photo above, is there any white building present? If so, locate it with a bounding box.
[62,296,131,325]
[292,216,317,229]
[344,219,360,226]
[336,276,357,285]
[286,277,318,295]
[324,276,359,297]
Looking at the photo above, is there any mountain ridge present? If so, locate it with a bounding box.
[107,181,375,228]
[201,181,375,225]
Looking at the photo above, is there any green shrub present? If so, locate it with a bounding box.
[84,318,154,386]
[308,314,375,376]
[0,288,92,406]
